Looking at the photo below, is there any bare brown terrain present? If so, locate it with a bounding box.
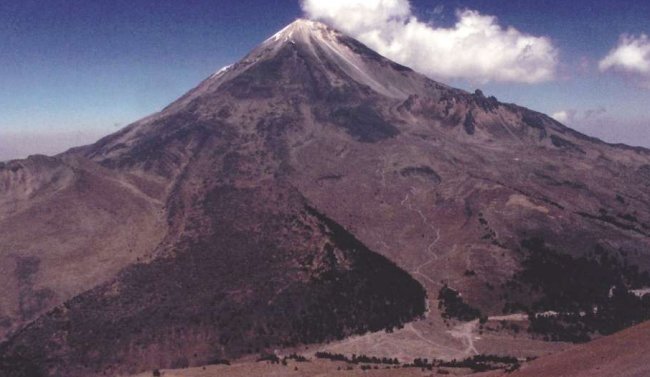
[126,320,650,377]
[0,155,167,339]
[2,19,650,377]
[505,320,650,377]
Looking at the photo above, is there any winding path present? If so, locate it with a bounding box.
[372,163,480,360]
[400,192,441,286]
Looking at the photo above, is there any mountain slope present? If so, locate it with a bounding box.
[1,19,650,376]
[505,320,650,377]
[0,155,167,340]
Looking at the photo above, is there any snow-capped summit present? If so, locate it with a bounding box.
[266,18,332,44]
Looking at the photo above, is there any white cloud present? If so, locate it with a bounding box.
[552,107,606,126]
[301,0,559,83]
[569,115,650,149]
[551,110,575,124]
[550,107,650,148]
[599,34,650,86]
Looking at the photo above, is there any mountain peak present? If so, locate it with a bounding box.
[265,18,333,44]
[4,10,650,377]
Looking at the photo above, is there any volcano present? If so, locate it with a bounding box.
[2,19,650,377]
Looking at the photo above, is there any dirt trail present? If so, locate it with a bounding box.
[363,165,480,361]
[400,191,441,287]
[448,320,480,356]
[488,313,528,322]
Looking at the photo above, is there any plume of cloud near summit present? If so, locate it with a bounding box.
[301,0,559,84]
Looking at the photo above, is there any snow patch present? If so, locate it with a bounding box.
[266,19,331,43]
[210,64,233,79]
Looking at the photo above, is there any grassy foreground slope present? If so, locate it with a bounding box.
[505,320,650,377]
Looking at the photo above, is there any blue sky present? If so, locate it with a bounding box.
[1,0,649,160]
